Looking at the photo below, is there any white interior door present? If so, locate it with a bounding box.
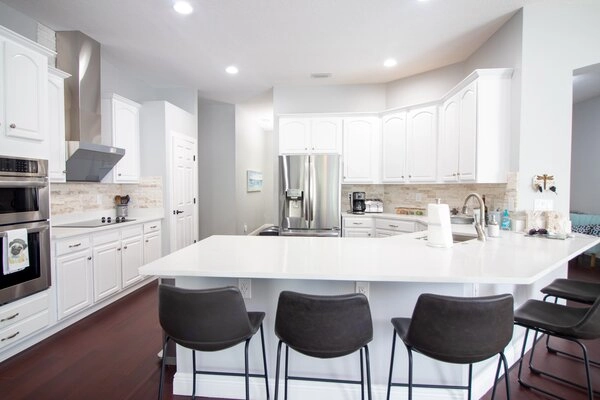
[171,135,197,251]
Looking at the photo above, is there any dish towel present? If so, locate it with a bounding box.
[3,229,30,275]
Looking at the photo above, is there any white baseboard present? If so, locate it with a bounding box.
[173,372,464,400]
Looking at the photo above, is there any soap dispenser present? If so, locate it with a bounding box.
[488,215,500,237]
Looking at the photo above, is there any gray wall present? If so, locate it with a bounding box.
[197,98,237,239]
[570,94,600,214]
[0,2,37,41]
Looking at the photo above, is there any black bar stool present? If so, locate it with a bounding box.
[158,284,269,400]
[514,295,600,399]
[274,291,373,400]
[541,278,600,365]
[386,293,514,400]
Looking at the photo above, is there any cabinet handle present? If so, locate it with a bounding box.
[9,123,16,129]
[150,225,157,229]
[1,331,19,342]
[68,243,82,248]
[389,224,398,228]
[0,312,19,323]
[352,222,363,225]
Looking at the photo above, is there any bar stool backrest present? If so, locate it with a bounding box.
[275,291,373,358]
[406,293,514,364]
[573,296,600,339]
[159,285,253,351]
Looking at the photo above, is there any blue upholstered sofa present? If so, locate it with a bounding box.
[570,213,600,266]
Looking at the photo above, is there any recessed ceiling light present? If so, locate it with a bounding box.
[226,65,239,75]
[173,1,193,15]
[383,58,398,68]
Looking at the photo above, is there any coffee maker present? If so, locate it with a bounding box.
[351,192,366,214]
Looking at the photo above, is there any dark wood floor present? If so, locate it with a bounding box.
[1,257,599,399]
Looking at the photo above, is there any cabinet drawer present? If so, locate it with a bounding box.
[343,217,374,228]
[143,221,161,234]
[375,219,416,232]
[0,310,49,350]
[93,230,120,245]
[56,236,90,256]
[121,225,143,239]
[0,291,49,330]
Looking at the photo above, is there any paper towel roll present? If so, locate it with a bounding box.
[427,203,453,248]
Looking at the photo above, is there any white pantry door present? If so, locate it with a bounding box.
[171,135,197,251]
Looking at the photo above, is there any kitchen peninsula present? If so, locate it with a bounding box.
[140,231,600,400]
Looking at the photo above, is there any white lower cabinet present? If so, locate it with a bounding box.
[55,220,160,320]
[342,217,374,237]
[92,231,122,302]
[120,226,144,288]
[0,291,50,350]
[143,221,162,264]
[55,236,93,319]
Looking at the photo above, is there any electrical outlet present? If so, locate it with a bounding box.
[415,193,422,202]
[238,278,251,299]
[355,281,369,299]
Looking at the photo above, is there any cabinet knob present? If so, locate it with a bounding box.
[123,246,128,249]
[118,173,122,176]
[117,248,121,251]
[145,239,149,243]
[408,175,412,178]
[87,256,92,260]
[452,173,457,176]
[9,123,16,129]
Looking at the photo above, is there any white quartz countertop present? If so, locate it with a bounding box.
[139,230,600,285]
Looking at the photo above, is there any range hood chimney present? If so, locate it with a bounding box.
[56,31,124,182]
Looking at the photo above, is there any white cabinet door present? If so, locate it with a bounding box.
[457,83,477,181]
[121,234,144,288]
[4,40,47,142]
[344,229,373,238]
[381,112,407,182]
[48,68,68,182]
[92,240,121,302]
[102,94,141,183]
[279,117,341,154]
[343,117,380,183]
[439,95,460,182]
[56,249,93,319]
[407,105,437,182]
[279,118,309,154]
[310,118,342,153]
[144,232,162,264]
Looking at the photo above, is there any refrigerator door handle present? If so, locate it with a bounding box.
[310,157,316,223]
[304,156,311,227]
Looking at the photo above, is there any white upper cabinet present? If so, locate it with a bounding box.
[382,106,437,183]
[102,94,141,183]
[0,26,53,160]
[438,69,512,183]
[279,117,341,154]
[343,116,380,183]
[48,67,70,182]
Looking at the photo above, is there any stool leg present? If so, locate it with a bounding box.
[491,355,502,400]
[386,330,397,400]
[158,336,169,400]
[501,352,511,400]
[365,345,372,400]
[517,328,530,387]
[244,339,250,400]
[284,344,290,400]
[360,348,365,400]
[192,350,197,400]
[274,340,283,400]
[467,363,473,400]
[259,324,270,400]
[406,346,414,400]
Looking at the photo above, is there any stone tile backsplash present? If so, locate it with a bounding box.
[343,172,518,214]
[50,176,163,216]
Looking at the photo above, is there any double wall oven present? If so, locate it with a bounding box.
[0,156,50,306]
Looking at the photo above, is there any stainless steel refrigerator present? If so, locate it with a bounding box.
[279,154,341,237]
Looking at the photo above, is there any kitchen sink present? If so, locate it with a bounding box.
[450,215,475,225]
[415,232,478,243]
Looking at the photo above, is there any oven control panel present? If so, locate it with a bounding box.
[0,156,46,177]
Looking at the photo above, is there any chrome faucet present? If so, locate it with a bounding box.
[461,193,487,242]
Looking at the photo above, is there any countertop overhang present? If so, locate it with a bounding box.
[139,230,600,285]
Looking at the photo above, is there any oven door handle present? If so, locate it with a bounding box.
[0,179,48,188]
[0,226,48,237]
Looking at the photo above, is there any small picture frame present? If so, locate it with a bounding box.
[247,170,263,192]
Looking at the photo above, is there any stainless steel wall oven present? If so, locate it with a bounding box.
[0,156,50,306]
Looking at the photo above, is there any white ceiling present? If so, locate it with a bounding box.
[3,0,542,104]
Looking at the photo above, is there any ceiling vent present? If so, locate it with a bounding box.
[310,72,332,79]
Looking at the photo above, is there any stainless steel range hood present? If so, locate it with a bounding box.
[56,31,124,182]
